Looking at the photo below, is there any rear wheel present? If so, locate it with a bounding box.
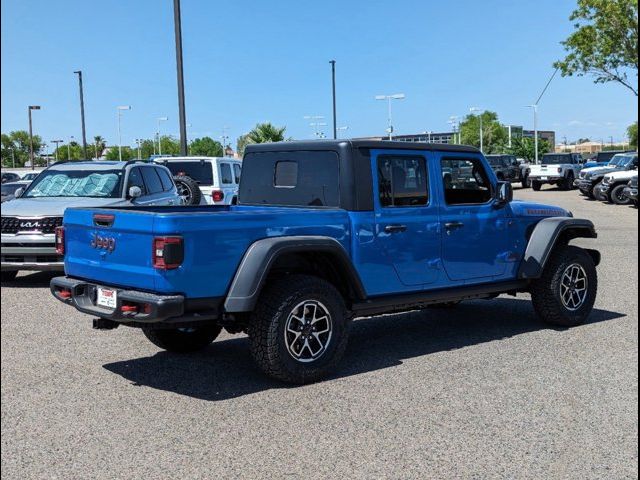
[142,325,222,353]
[532,181,542,191]
[611,184,632,205]
[1,270,18,282]
[530,245,597,327]
[521,173,530,189]
[173,175,202,205]
[248,274,350,384]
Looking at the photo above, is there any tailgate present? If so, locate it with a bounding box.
[64,208,159,291]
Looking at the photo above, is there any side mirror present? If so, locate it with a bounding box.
[14,187,24,198]
[494,181,513,207]
[128,186,142,199]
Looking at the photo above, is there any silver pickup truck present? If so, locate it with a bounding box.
[1,160,180,281]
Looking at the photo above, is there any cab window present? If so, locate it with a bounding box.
[377,155,428,207]
[220,163,233,184]
[127,167,146,195]
[441,158,492,205]
[233,164,241,184]
[141,167,163,194]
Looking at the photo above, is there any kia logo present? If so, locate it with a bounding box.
[19,221,41,229]
[90,232,116,252]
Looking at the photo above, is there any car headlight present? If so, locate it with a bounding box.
[584,173,592,180]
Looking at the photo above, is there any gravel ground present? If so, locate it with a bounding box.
[1,187,637,479]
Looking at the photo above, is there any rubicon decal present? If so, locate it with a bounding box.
[90,232,116,252]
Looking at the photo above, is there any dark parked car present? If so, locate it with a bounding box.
[1,172,20,184]
[1,181,31,202]
[485,154,530,188]
[623,176,638,206]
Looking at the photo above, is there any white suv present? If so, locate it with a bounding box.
[528,153,584,191]
[154,157,242,205]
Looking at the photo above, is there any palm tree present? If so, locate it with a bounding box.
[93,135,106,159]
[246,123,287,144]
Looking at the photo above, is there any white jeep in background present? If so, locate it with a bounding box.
[594,165,639,205]
[528,153,584,191]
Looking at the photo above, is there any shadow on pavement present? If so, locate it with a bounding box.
[103,298,625,402]
[1,271,59,288]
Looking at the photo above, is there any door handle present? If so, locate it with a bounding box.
[444,221,464,230]
[384,224,407,234]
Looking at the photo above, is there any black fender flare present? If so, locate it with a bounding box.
[224,236,366,313]
[518,217,600,279]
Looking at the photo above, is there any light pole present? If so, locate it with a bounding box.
[116,106,131,161]
[330,60,337,139]
[8,147,15,168]
[67,136,75,160]
[304,116,326,139]
[135,139,142,159]
[470,107,484,152]
[609,136,614,149]
[73,70,88,158]
[375,93,405,140]
[28,105,41,170]
[525,105,539,163]
[173,0,188,156]
[448,116,459,144]
[157,116,168,155]
[337,126,349,139]
[51,139,63,162]
[220,125,229,157]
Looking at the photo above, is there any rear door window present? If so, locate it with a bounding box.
[141,167,164,194]
[127,167,146,195]
[233,164,241,184]
[220,163,233,184]
[156,167,175,191]
[441,158,492,205]
[377,155,428,207]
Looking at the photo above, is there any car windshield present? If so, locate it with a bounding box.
[541,155,572,165]
[617,155,637,168]
[23,169,123,198]
[486,156,503,166]
[22,173,39,180]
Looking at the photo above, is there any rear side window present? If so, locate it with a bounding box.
[377,155,428,207]
[156,167,174,191]
[441,158,492,205]
[161,161,214,186]
[220,163,233,184]
[233,164,241,184]
[239,151,340,207]
[141,167,164,194]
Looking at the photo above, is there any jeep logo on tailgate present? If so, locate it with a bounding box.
[90,232,116,252]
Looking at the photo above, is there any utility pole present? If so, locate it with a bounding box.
[74,70,88,158]
[28,105,41,170]
[173,0,188,155]
[470,107,483,152]
[330,60,337,139]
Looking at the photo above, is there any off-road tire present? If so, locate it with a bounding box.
[532,181,542,191]
[1,270,18,282]
[173,175,202,205]
[142,325,222,353]
[610,184,631,205]
[530,245,597,327]
[560,173,574,191]
[248,274,350,384]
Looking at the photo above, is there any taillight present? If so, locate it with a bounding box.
[212,190,224,202]
[55,226,65,255]
[557,168,563,173]
[152,236,184,270]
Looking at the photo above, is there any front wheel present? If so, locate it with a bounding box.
[142,325,222,353]
[530,245,597,327]
[531,181,542,191]
[610,184,632,205]
[248,274,350,384]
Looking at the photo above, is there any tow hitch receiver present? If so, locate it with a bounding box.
[92,318,119,330]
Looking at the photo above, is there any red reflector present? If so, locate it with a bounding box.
[55,226,65,255]
[121,305,138,313]
[212,190,224,202]
[58,289,71,299]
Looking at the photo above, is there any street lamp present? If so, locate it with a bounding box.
[73,70,88,158]
[448,116,460,144]
[304,116,326,139]
[28,105,41,170]
[470,107,484,152]
[337,126,349,139]
[375,93,405,140]
[116,106,131,161]
[525,104,539,164]
[67,136,75,160]
[135,138,143,160]
[51,139,63,162]
[157,116,168,155]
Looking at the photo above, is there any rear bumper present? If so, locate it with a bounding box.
[529,174,563,183]
[50,276,220,325]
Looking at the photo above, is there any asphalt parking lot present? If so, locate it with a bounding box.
[1,187,637,479]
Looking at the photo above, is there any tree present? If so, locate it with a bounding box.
[554,0,638,96]
[236,134,251,157]
[458,111,509,154]
[189,137,223,157]
[105,146,135,161]
[53,142,86,161]
[93,136,106,159]
[507,136,552,162]
[628,121,638,148]
[1,130,43,167]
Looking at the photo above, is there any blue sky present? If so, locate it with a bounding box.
[1,0,637,149]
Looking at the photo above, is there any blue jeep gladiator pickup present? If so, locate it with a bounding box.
[51,140,600,383]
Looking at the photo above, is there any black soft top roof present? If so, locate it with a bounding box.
[245,139,480,154]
